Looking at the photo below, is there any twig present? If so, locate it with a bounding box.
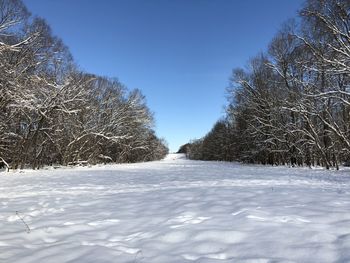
[15,211,31,233]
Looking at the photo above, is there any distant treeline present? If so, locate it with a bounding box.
[183,0,350,169]
[0,0,168,170]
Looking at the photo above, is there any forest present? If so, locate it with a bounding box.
[184,0,350,170]
[0,0,168,170]
[1,1,349,261]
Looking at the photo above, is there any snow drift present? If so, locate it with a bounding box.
[0,154,349,262]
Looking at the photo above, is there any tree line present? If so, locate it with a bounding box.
[0,0,168,170]
[184,0,350,170]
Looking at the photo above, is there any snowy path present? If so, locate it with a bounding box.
[0,154,350,262]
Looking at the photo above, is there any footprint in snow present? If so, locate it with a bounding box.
[116,246,140,254]
[246,214,311,224]
[167,214,211,228]
[87,218,120,226]
[182,252,227,261]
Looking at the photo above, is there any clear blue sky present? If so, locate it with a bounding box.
[24,0,304,152]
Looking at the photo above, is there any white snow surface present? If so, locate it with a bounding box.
[1,154,350,262]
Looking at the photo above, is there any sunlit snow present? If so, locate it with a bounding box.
[1,154,350,262]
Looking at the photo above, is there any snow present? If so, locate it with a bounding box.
[0,153,350,262]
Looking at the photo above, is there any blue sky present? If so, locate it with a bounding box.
[24,0,304,152]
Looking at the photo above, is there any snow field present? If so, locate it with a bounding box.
[0,154,350,262]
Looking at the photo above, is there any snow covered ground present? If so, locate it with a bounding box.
[1,154,350,262]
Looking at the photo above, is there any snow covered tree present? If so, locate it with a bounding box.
[187,0,350,169]
[0,0,168,170]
